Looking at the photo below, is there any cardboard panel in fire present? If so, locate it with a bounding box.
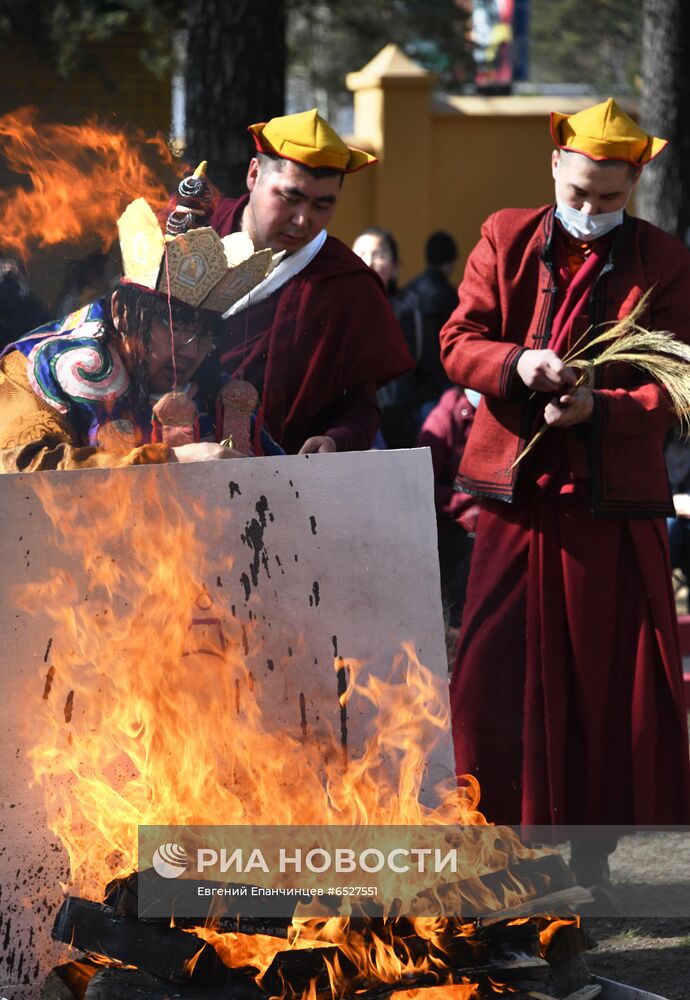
[0,448,452,998]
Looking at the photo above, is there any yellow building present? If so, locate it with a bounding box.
[332,44,633,286]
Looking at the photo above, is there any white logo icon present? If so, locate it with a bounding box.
[152,843,188,879]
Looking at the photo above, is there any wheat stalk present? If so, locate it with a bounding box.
[510,292,690,471]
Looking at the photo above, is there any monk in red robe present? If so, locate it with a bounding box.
[440,99,690,884]
[194,109,413,455]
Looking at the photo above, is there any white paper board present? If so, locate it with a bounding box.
[0,448,453,996]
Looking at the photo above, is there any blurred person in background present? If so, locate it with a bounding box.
[417,386,480,629]
[405,230,458,417]
[665,428,690,611]
[353,226,438,448]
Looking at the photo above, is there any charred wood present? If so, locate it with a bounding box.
[104,869,291,936]
[105,854,575,931]
[83,966,264,1000]
[40,971,76,1000]
[40,961,100,1000]
[260,944,552,999]
[260,946,355,998]
[480,887,593,927]
[412,854,576,919]
[541,922,595,997]
[52,897,230,984]
[438,917,541,967]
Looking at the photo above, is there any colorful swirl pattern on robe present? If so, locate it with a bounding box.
[27,335,129,414]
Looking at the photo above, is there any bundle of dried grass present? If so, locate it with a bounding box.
[510,292,690,470]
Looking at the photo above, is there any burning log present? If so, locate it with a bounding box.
[479,885,593,927]
[259,937,552,1000]
[260,946,357,998]
[83,966,264,1000]
[104,869,292,937]
[40,960,100,1000]
[52,897,230,985]
[439,917,541,969]
[47,891,596,1000]
[540,921,597,999]
[411,853,576,919]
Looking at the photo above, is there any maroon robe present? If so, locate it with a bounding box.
[208,195,413,453]
[453,491,690,826]
[446,210,690,827]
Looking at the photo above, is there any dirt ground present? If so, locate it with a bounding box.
[584,916,690,999]
[577,831,690,999]
[568,833,690,1000]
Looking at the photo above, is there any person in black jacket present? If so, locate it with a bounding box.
[404,231,458,420]
[405,231,459,345]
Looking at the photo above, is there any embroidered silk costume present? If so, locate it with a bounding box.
[0,303,171,471]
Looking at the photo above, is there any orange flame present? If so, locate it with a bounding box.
[19,469,544,991]
[183,943,207,978]
[538,915,579,953]
[0,106,181,261]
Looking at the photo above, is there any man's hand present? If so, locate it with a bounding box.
[517,349,577,392]
[171,442,245,462]
[543,386,594,428]
[299,435,337,454]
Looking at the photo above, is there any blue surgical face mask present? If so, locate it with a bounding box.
[555,201,624,241]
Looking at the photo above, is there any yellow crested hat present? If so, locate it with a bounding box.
[248,108,377,173]
[550,98,667,165]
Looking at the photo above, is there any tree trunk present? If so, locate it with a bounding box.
[638,0,690,239]
[184,0,285,197]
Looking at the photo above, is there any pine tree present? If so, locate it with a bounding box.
[637,0,690,238]
[184,0,285,196]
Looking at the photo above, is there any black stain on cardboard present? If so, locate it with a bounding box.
[240,496,273,596]
[299,692,308,736]
[43,666,55,700]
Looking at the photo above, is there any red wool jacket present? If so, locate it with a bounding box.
[440,206,690,516]
[417,388,480,534]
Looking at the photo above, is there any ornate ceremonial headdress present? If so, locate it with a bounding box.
[248,108,377,173]
[550,98,667,166]
[117,196,281,314]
